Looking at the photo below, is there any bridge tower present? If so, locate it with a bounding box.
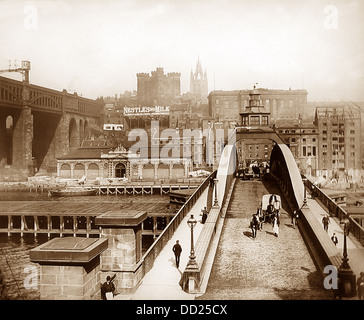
[239,84,271,128]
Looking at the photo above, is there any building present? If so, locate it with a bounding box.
[314,106,361,178]
[190,58,208,102]
[275,118,319,176]
[237,86,274,165]
[136,67,181,107]
[208,87,308,129]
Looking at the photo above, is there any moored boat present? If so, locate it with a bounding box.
[48,187,97,197]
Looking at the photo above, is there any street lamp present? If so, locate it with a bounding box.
[338,216,357,298]
[213,178,219,208]
[187,214,197,266]
[302,177,307,207]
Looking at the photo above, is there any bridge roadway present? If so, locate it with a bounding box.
[197,178,333,299]
[116,176,339,300]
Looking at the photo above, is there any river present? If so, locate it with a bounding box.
[0,191,173,300]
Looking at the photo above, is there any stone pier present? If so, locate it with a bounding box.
[95,210,147,295]
[30,237,108,300]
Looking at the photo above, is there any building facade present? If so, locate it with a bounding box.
[275,120,319,176]
[208,88,308,129]
[314,106,361,178]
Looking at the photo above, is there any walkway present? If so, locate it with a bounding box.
[114,187,210,300]
[306,195,364,279]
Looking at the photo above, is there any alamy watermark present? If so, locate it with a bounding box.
[24,4,38,30]
[127,121,236,173]
[323,5,338,30]
[323,265,338,290]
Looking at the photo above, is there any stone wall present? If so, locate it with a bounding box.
[39,259,101,300]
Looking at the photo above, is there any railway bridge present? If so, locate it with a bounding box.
[0,75,103,181]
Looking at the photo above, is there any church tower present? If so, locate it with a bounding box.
[190,57,208,102]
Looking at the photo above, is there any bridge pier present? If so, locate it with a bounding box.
[95,210,147,295]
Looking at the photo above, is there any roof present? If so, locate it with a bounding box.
[57,149,106,160]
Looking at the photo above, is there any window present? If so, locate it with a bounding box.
[303,146,306,156]
[323,130,327,135]
[262,116,268,125]
[350,130,355,134]
[216,99,220,105]
[250,116,260,126]
[291,138,296,143]
[313,146,316,156]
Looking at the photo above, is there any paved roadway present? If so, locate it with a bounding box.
[197,178,334,300]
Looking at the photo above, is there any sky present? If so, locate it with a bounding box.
[0,0,363,101]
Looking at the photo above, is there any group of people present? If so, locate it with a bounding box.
[250,194,281,239]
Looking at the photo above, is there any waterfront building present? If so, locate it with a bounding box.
[56,139,195,182]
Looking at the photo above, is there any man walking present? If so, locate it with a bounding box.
[322,215,330,232]
[172,240,182,269]
[331,233,338,246]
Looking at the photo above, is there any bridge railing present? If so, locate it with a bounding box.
[305,177,364,246]
[134,170,217,283]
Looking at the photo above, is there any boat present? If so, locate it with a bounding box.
[48,187,97,197]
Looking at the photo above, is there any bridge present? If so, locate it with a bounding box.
[27,127,364,300]
[0,76,103,181]
[112,128,364,300]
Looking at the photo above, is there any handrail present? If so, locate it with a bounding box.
[134,170,217,276]
[305,177,364,246]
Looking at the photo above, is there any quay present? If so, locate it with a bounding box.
[0,194,180,240]
[0,181,201,196]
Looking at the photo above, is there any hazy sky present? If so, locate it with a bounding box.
[1,0,363,101]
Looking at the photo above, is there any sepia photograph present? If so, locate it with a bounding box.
[0,0,363,308]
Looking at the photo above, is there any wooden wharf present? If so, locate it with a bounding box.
[0,197,179,239]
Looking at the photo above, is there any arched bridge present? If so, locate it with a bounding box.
[0,76,103,181]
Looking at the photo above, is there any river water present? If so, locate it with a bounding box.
[0,191,172,300]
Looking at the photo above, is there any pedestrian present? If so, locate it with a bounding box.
[200,207,208,224]
[172,240,182,269]
[322,215,330,232]
[273,196,280,216]
[272,214,280,237]
[250,215,258,239]
[357,272,364,300]
[256,207,264,231]
[266,200,275,224]
[291,210,299,229]
[101,274,116,300]
[331,233,338,246]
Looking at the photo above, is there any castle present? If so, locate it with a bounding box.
[136,67,181,106]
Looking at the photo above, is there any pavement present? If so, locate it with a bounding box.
[306,196,364,279]
[114,187,210,300]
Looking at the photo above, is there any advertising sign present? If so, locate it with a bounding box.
[124,106,169,116]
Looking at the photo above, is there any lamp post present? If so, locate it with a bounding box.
[302,177,307,207]
[213,178,219,208]
[183,214,200,293]
[187,214,197,266]
[338,217,356,298]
